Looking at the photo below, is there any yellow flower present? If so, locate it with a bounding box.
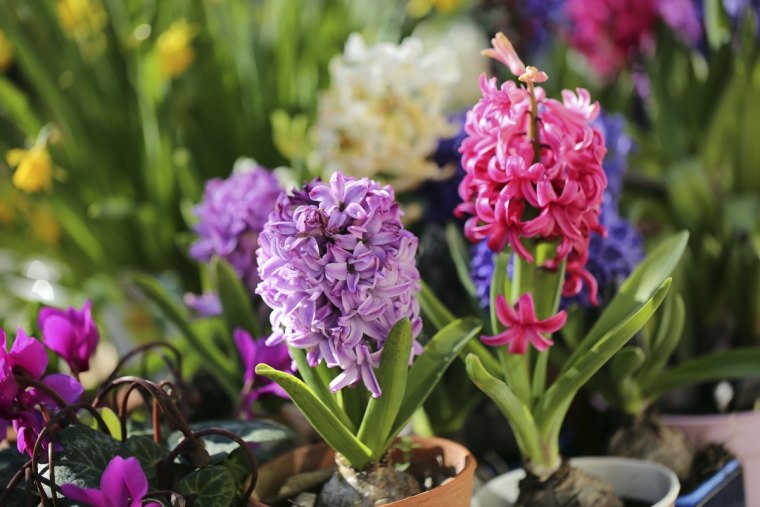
[7,147,54,193]
[0,30,13,72]
[157,20,197,79]
[32,207,61,246]
[57,0,108,40]
[406,0,461,17]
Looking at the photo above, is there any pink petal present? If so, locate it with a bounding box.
[9,329,47,379]
[535,310,568,334]
[494,295,519,326]
[60,485,109,506]
[481,32,526,77]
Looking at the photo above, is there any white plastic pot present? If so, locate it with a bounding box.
[473,457,680,507]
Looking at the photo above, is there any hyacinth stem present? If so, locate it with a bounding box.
[527,82,541,165]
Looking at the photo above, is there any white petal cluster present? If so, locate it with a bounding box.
[314,33,459,192]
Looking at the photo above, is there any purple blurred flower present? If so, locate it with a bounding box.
[470,240,496,309]
[419,113,468,225]
[565,198,644,307]
[593,113,635,201]
[658,0,703,45]
[183,292,222,317]
[189,163,283,294]
[61,456,161,507]
[39,300,99,374]
[234,328,292,418]
[256,172,423,398]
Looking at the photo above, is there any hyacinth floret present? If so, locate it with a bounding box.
[189,161,282,294]
[456,33,607,304]
[256,172,422,398]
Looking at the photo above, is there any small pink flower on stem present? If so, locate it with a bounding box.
[482,293,567,354]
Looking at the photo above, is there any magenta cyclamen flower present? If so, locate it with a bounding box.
[234,328,292,418]
[482,294,567,354]
[190,162,283,294]
[61,456,161,507]
[456,36,607,303]
[1,328,84,456]
[39,300,99,374]
[256,172,423,398]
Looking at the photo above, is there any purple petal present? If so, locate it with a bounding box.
[100,456,148,506]
[233,329,257,383]
[60,485,109,506]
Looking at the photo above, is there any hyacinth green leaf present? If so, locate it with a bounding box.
[419,281,500,377]
[390,317,482,438]
[610,347,647,386]
[561,231,689,375]
[465,354,542,462]
[289,346,355,432]
[537,279,672,437]
[638,293,686,385]
[129,273,239,399]
[358,319,412,458]
[644,349,760,399]
[444,222,479,300]
[214,257,263,339]
[255,364,373,469]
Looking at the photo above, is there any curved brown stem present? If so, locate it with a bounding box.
[101,342,183,389]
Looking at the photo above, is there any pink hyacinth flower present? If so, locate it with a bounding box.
[61,456,161,507]
[481,32,527,77]
[482,294,567,354]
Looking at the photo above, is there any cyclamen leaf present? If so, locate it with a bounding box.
[123,436,170,480]
[176,466,237,507]
[52,425,122,489]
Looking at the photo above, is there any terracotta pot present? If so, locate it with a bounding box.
[253,436,476,506]
[473,457,680,507]
[663,410,760,507]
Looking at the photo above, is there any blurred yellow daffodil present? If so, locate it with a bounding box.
[157,20,198,79]
[406,0,461,17]
[7,146,54,193]
[0,31,13,72]
[57,0,108,40]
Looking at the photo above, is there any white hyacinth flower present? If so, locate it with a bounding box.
[314,33,460,192]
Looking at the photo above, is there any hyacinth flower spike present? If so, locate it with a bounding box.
[429,31,691,505]
[253,172,481,504]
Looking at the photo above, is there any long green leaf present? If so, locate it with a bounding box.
[637,293,686,385]
[444,222,479,300]
[214,257,262,339]
[358,319,412,458]
[561,231,688,375]
[465,354,542,462]
[419,281,500,377]
[255,365,373,469]
[537,279,672,435]
[644,348,760,399]
[130,273,239,399]
[390,317,482,437]
[288,347,355,432]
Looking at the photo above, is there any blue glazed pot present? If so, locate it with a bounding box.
[676,459,744,507]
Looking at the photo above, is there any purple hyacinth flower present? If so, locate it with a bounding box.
[39,300,100,374]
[256,172,423,398]
[61,456,161,507]
[234,328,292,418]
[470,240,496,309]
[190,163,283,294]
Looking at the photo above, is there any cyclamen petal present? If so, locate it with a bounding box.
[39,300,100,373]
[8,329,47,379]
[61,456,161,507]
